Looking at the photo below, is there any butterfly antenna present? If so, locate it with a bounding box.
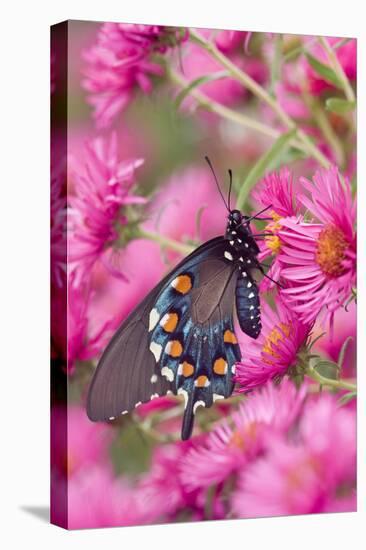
[227,169,233,211]
[246,204,273,222]
[205,156,229,211]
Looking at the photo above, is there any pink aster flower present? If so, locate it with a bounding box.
[179,380,306,492]
[68,132,145,285]
[278,166,356,323]
[233,392,356,518]
[251,167,301,291]
[83,23,187,127]
[235,298,312,392]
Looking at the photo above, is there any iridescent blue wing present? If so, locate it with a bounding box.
[148,249,241,439]
[87,237,241,437]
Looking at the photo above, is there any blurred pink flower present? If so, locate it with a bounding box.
[279,166,356,323]
[51,142,67,288]
[233,392,356,518]
[51,405,113,477]
[68,466,147,529]
[214,30,251,53]
[235,298,312,392]
[305,38,356,95]
[67,275,118,370]
[180,380,306,491]
[313,301,356,377]
[83,23,187,127]
[146,165,229,250]
[138,439,205,522]
[179,29,267,109]
[68,132,145,285]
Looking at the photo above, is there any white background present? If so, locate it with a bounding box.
[1,1,364,548]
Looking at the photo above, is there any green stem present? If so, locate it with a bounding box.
[319,37,356,103]
[168,66,312,157]
[306,365,357,392]
[188,28,330,169]
[168,66,281,140]
[309,96,345,167]
[139,228,194,255]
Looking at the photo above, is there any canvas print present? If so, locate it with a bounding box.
[51,20,357,529]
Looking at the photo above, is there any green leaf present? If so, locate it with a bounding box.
[325,97,356,114]
[314,360,340,381]
[338,391,357,406]
[236,128,297,209]
[174,71,229,109]
[337,336,354,370]
[305,53,343,89]
[110,421,154,476]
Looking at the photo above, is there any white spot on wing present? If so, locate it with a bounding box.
[229,240,234,245]
[149,342,162,362]
[109,416,115,421]
[224,251,233,261]
[193,400,206,414]
[213,393,224,402]
[161,366,174,382]
[135,401,142,408]
[178,388,189,408]
[247,281,252,288]
[149,308,159,332]
[231,365,236,374]
[248,292,255,298]
[150,374,158,384]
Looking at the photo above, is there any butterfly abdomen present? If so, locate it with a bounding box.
[235,274,261,338]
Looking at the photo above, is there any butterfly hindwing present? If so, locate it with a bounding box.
[87,237,237,424]
[148,253,241,439]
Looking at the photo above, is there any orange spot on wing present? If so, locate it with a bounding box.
[172,274,192,294]
[195,375,209,387]
[162,312,179,333]
[224,329,238,344]
[167,340,183,357]
[181,361,195,377]
[213,358,228,375]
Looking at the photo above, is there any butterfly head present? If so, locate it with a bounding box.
[227,210,252,232]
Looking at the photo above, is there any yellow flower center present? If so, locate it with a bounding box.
[265,211,282,255]
[262,323,292,360]
[316,225,347,277]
